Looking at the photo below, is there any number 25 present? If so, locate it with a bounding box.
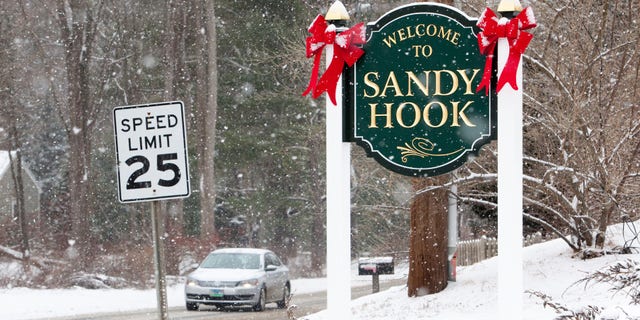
[125,153,181,189]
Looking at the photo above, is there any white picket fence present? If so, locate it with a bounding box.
[456,233,548,266]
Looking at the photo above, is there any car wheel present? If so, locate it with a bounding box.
[186,302,199,311]
[277,284,290,309]
[253,287,266,312]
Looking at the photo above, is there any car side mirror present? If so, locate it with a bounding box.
[265,265,277,272]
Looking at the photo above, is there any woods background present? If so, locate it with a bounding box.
[0,0,638,288]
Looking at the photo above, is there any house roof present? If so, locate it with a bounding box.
[0,150,42,194]
[0,150,14,179]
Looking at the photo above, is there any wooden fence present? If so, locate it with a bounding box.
[456,233,548,266]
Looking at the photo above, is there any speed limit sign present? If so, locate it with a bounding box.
[113,101,191,203]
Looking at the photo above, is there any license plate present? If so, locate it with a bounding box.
[210,289,224,298]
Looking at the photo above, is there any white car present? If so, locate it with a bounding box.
[185,248,290,311]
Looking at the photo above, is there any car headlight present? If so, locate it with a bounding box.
[236,279,259,288]
[186,278,198,287]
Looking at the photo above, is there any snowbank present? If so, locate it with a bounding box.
[304,221,640,320]
[1,221,639,320]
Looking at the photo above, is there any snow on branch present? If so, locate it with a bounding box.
[414,173,497,196]
[606,120,640,165]
[523,156,595,182]
[522,197,576,232]
[524,175,577,213]
[0,244,65,270]
[523,55,575,105]
[0,245,23,260]
[527,290,603,320]
[458,197,496,209]
[571,259,640,305]
[522,212,579,252]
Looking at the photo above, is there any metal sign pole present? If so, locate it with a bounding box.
[448,183,458,282]
[151,201,169,320]
[113,101,190,320]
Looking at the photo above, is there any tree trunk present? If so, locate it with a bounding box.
[9,145,29,261]
[0,21,30,261]
[308,126,326,275]
[199,0,219,241]
[163,0,188,275]
[56,0,99,270]
[408,176,449,296]
[407,0,453,298]
[193,0,208,239]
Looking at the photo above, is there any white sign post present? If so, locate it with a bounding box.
[325,52,352,320]
[497,16,524,320]
[113,101,191,320]
[113,101,191,202]
[323,2,352,319]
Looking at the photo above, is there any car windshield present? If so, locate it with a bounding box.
[200,252,261,269]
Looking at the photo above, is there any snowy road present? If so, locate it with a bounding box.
[46,279,406,320]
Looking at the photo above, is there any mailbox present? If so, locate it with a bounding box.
[358,257,394,275]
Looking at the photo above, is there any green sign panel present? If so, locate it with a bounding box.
[347,3,496,177]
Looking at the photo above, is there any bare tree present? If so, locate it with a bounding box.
[199,0,219,241]
[201,0,219,240]
[432,0,640,253]
[0,6,30,262]
[519,0,640,250]
[161,0,187,275]
[53,0,104,268]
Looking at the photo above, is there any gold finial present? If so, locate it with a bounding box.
[497,0,523,13]
[326,1,350,22]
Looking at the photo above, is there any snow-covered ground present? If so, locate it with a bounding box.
[306,222,640,320]
[1,221,639,320]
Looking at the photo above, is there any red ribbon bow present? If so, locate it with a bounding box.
[476,7,537,95]
[303,15,366,105]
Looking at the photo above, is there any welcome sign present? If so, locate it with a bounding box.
[347,3,496,177]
